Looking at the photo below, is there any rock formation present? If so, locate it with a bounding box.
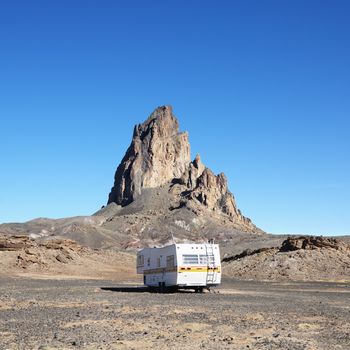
[222,236,349,264]
[173,154,254,227]
[107,105,259,232]
[108,106,190,206]
[279,236,346,252]
[222,236,350,281]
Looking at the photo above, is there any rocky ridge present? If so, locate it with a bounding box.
[0,233,137,280]
[222,236,350,281]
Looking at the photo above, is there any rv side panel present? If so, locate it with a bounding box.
[137,243,221,289]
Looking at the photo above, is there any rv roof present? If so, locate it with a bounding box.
[138,243,218,251]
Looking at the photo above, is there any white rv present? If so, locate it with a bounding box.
[137,243,221,292]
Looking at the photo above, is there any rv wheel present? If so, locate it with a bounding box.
[158,282,166,293]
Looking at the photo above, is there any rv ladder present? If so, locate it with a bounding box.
[205,244,216,284]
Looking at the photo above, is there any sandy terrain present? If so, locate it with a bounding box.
[0,277,349,350]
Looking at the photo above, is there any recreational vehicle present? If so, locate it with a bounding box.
[137,243,221,292]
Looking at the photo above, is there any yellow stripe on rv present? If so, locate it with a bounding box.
[143,266,221,275]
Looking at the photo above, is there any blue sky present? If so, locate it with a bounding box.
[0,0,349,235]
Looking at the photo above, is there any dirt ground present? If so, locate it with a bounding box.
[0,277,349,350]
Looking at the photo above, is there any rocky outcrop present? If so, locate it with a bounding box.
[0,235,32,251]
[0,234,87,254]
[0,233,138,280]
[222,236,350,281]
[108,106,190,206]
[223,236,349,263]
[107,105,260,233]
[174,154,255,229]
[0,234,89,269]
[279,236,347,252]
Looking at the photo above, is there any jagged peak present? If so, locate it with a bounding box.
[133,105,179,140]
[108,106,191,206]
[107,105,260,233]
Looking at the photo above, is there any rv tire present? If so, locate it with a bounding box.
[158,282,166,293]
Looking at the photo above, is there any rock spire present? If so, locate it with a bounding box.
[107,105,259,232]
[108,106,190,206]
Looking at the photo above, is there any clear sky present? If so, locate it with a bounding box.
[0,0,349,235]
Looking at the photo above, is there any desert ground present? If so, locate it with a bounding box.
[1,233,349,349]
[0,277,349,350]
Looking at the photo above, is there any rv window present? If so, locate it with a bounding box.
[166,255,175,267]
[199,255,207,264]
[182,254,199,265]
[157,257,161,267]
[147,257,150,267]
[137,255,144,266]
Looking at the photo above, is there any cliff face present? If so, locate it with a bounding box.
[107,105,260,233]
[108,106,190,206]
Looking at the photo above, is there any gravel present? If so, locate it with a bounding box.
[0,277,349,349]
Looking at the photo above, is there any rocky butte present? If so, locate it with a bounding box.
[105,105,261,240]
